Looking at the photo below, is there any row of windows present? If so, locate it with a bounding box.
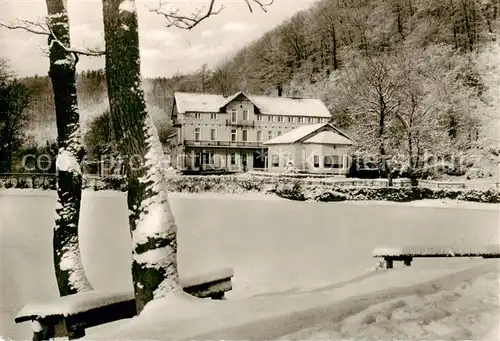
[194,128,283,142]
[191,111,328,124]
[258,115,328,124]
[193,152,247,166]
[271,155,343,168]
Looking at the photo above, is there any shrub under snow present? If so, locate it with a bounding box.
[1,174,498,203]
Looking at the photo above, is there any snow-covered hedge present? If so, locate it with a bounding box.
[1,174,498,203]
[274,181,500,203]
[0,175,57,190]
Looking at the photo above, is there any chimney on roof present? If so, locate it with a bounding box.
[277,85,283,97]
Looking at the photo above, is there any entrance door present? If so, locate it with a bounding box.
[253,149,266,170]
[241,153,248,171]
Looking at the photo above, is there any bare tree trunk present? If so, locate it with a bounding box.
[46,0,93,296]
[378,92,388,179]
[331,24,339,70]
[102,0,181,314]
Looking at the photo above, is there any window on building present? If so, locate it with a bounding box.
[308,117,313,123]
[313,155,320,168]
[268,130,273,140]
[278,116,283,123]
[284,154,291,166]
[194,113,201,119]
[242,129,248,141]
[230,153,236,165]
[273,116,277,122]
[268,115,273,122]
[242,153,247,167]
[298,117,304,123]
[332,155,342,168]
[242,109,249,120]
[231,129,237,142]
[257,130,262,142]
[277,131,282,137]
[288,116,293,123]
[210,113,217,120]
[194,127,200,141]
[257,115,263,121]
[202,152,214,165]
[210,128,216,141]
[231,109,237,122]
[324,156,333,168]
[271,154,279,167]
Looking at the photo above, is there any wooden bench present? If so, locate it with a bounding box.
[373,245,500,269]
[15,267,234,341]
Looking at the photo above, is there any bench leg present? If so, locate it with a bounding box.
[403,257,413,267]
[385,257,393,269]
[68,328,86,340]
[210,292,226,300]
[32,320,52,341]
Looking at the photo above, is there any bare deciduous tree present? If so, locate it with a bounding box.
[101,0,274,313]
[1,0,104,296]
[102,0,182,314]
[151,0,274,29]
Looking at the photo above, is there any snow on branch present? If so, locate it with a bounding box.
[0,19,50,35]
[0,18,105,57]
[151,0,274,30]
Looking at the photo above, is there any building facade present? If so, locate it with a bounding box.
[264,123,353,174]
[168,91,333,172]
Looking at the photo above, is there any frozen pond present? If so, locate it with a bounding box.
[1,190,498,339]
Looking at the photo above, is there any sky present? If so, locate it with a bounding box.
[1,0,318,78]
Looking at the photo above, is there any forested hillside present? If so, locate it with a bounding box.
[13,0,500,178]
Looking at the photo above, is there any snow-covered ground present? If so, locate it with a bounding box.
[0,189,499,340]
[84,261,500,340]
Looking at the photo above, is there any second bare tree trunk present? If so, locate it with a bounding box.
[102,0,181,313]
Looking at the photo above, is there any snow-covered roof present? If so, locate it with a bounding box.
[264,123,325,145]
[246,95,331,118]
[174,93,226,114]
[174,92,331,118]
[303,130,353,145]
[264,123,352,146]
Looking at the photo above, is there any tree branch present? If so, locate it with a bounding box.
[1,18,105,57]
[152,0,274,30]
[0,19,50,36]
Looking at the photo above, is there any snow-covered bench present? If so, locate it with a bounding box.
[373,245,500,269]
[15,267,234,341]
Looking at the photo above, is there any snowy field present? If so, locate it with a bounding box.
[0,189,499,340]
